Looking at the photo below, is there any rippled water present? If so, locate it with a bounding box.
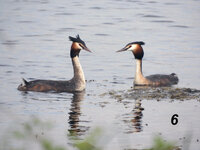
[0,0,200,149]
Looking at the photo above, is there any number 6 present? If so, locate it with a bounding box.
[171,114,179,125]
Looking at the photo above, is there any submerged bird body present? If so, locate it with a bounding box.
[145,73,178,86]
[18,35,91,92]
[117,41,178,86]
[18,79,83,92]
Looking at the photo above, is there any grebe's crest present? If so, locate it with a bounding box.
[21,78,28,86]
[69,35,86,48]
[126,41,145,47]
[69,35,91,58]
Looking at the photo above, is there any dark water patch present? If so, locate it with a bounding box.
[8,57,16,60]
[103,22,114,25]
[113,75,120,79]
[43,65,52,68]
[17,21,34,24]
[54,54,64,58]
[24,60,39,64]
[143,15,164,18]
[2,40,19,46]
[147,1,157,3]
[95,82,107,88]
[126,0,140,3]
[38,9,47,12]
[117,19,129,23]
[20,72,26,74]
[57,6,66,9]
[121,64,132,67]
[30,97,51,102]
[0,102,6,105]
[86,80,96,83]
[79,24,89,27]
[112,17,129,23]
[94,33,109,36]
[98,101,110,108]
[89,7,102,10]
[100,87,200,101]
[42,39,55,42]
[40,0,49,4]
[6,71,13,74]
[12,7,21,11]
[91,69,104,72]
[50,76,64,79]
[110,81,125,85]
[54,12,75,16]
[24,64,38,67]
[23,34,42,37]
[56,28,76,33]
[136,13,145,16]
[72,3,83,7]
[151,20,174,23]
[126,77,134,80]
[164,2,180,5]
[14,0,48,4]
[169,25,190,29]
[113,17,123,20]
[0,64,13,67]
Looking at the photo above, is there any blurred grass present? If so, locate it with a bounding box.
[148,136,178,150]
[74,128,103,150]
[0,117,180,150]
[41,139,66,150]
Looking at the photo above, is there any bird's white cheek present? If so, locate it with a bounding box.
[127,46,134,51]
[128,44,137,51]
[127,47,132,51]
[74,42,82,49]
[78,44,82,49]
[132,44,137,49]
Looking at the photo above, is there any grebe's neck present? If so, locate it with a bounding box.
[134,59,148,85]
[136,59,143,75]
[72,56,85,83]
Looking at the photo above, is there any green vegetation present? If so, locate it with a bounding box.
[0,118,180,150]
[74,128,103,150]
[148,136,179,150]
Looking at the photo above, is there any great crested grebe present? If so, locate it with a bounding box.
[117,41,179,86]
[18,35,91,92]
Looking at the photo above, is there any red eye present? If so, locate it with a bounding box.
[126,45,131,49]
[79,44,84,48]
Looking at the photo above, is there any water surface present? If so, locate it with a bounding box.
[0,0,200,149]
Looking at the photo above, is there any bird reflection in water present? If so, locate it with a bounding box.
[131,99,144,132]
[68,91,90,136]
[123,99,144,133]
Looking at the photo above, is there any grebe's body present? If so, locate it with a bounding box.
[18,35,91,92]
[117,41,178,86]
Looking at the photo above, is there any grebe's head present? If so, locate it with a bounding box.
[117,41,145,60]
[69,35,91,58]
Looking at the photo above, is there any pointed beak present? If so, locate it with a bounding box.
[116,46,129,52]
[83,46,92,53]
